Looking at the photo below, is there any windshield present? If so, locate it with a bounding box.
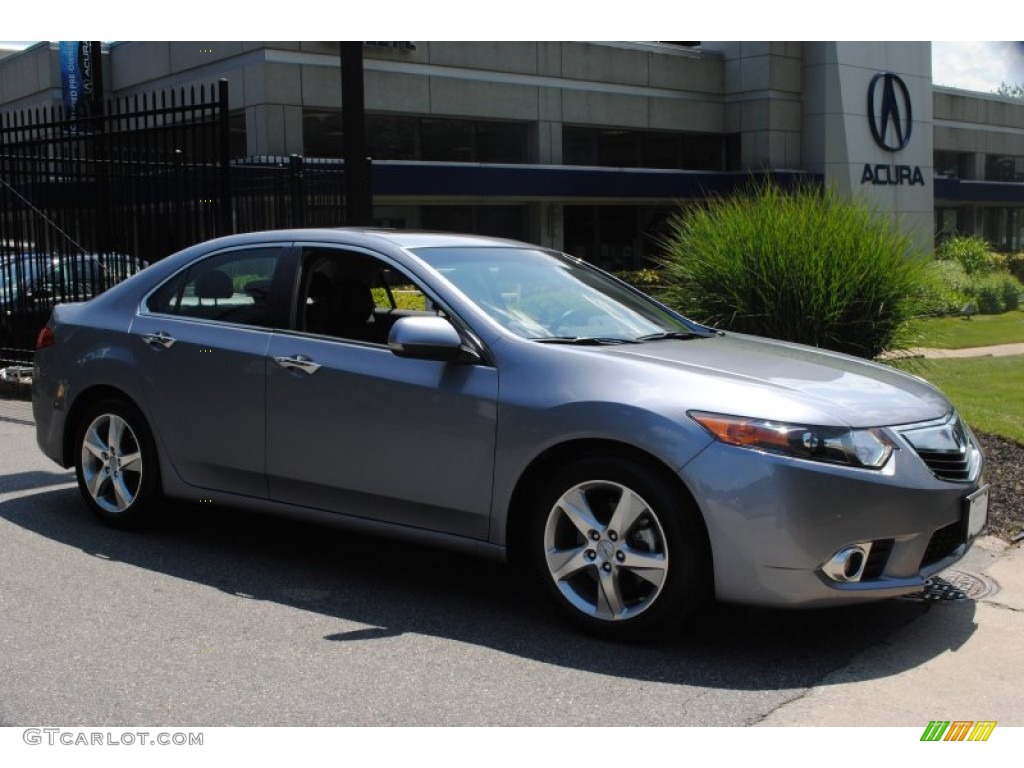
[410,246,699,341]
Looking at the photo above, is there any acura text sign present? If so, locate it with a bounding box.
[861,72,924,187]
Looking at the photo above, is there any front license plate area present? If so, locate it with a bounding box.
[965,484,990,541]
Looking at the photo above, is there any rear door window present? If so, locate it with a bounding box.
[147,247,284,328]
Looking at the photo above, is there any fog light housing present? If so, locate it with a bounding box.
[822,543,873,583]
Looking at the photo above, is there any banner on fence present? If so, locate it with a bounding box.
[59,42,102,132]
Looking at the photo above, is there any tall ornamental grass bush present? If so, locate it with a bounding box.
[657,183,932,359]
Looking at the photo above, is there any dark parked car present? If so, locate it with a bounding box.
[32,229,989,639]
[1,248,146,361]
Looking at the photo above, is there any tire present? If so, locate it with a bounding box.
[74,398,162,529]
[528,456,710,640]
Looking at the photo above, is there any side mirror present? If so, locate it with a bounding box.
[388,316,477,362]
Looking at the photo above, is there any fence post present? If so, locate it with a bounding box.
[217,78,231,236]
[289,154,305,228]
[93,88,111,275]
[172,148,185,253]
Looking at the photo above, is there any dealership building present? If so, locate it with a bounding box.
[2,41,1024,268]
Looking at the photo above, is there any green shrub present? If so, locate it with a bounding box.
[1003,252,1024,283]
[614,268,662,289]
[927,259,1024,315]
[1003,275,1023,311]
[935,235,997,274]
[657,182,932,358]
[982,272,1024,312]
[972,276,1004,314]
[921,260,970,315]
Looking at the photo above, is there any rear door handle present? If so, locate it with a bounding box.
[141,331,176,349]
[274,355,321,375]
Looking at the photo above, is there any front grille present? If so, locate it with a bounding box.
[901,414,975,482]
[921,520,964,568]
[914,449,972,481]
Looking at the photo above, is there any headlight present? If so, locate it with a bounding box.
[689,411,895,469]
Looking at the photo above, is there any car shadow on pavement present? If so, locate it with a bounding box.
[0,481,978,692]
[0,469,75,495]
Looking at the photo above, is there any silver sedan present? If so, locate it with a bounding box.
[32,229,989,639]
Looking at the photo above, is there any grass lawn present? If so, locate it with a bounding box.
[907,309,1024,349]
[894,355,1024,443]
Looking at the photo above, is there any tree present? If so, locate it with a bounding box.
[996,82,1024,99]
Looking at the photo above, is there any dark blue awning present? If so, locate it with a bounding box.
[935,177,1024,203]
[369,162,818,200]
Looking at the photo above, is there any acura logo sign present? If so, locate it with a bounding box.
[861,72,923,186]
[868,73,912,151]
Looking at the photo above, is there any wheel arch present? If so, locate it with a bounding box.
[61,385,150,467]
[504,438,712,571]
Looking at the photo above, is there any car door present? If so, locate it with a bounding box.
[133,244,292,497]
[265,245,498,539]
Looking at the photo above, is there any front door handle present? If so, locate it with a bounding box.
[274,355,321,375]
[141,331,176,349]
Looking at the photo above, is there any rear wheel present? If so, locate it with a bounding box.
[74,398,161,529]
[528,456,710,640]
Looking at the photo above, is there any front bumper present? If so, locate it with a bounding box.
[681,415,986,608]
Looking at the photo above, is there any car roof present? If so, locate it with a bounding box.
[353,229,538,250]
[205,228,541,252]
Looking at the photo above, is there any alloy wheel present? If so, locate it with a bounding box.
[80,412,144,515]
[543,480,669,622]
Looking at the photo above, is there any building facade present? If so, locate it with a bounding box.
[3,40,1024,267]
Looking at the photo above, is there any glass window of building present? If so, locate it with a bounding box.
[935,207,966,241]
[304,111,528,163]
[229,110,248,158]
[982,207,1024,252]
[598,130,639,167]
[564,205,674,271]
[420,205,527,241]
[303,111,344,158]
[421,118,474,162]
[642,132,682,168]
[563,126,598,166]
[985,154,1024,182]
[934,151,973,179]
[475,121,529,163]
[680,134,726,171]
[564,126,725,171]
[366,114,417,160]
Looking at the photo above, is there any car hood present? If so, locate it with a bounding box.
[604,332,950,428]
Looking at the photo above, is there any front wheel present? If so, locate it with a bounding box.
[74,398,161,529]
[528,456,710,640]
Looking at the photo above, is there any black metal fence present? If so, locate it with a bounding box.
[1,79,347,364]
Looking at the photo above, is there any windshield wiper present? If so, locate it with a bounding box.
[533,336,640,345]
[635,331,713,342]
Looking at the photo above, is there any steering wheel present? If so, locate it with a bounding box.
[550,308,589,334]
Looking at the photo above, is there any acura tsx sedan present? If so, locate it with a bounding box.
[32,229,989,639]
